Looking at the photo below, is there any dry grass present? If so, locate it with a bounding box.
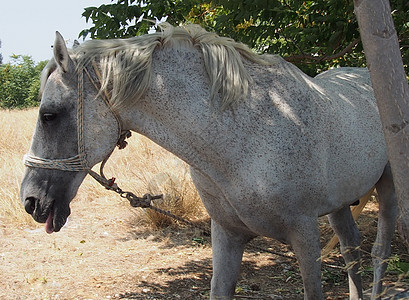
[0,109,39,227]
[0,108,207,229]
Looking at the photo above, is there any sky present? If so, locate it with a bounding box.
[0,0,110,63]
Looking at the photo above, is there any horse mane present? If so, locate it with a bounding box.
[42,23,277,110]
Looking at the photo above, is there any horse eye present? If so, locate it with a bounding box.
[42,113,57,122]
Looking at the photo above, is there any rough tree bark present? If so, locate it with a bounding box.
[354,0,409,249]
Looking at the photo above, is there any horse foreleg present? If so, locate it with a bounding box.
[328,205,363,300]
[210,220,249,300]
[372,164,398,300]
[289,218,324,300]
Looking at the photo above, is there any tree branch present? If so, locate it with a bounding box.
[284,37,361,63]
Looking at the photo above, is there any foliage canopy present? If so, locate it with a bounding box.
[0,56,47,109]
[81,0,409,76]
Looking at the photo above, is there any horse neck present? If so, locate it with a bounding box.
[120,46,227,169]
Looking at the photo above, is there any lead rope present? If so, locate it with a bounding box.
[87,133,211,233]
[89,160,213,234]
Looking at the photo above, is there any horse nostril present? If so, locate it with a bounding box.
[24,197,37,215]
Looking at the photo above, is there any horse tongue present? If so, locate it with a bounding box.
[45,210,54,234]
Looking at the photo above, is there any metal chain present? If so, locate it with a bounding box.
[92,168,296,260]
[94,174,212,234]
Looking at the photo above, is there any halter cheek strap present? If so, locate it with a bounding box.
[23,64,131,182]
[23,69,89,171]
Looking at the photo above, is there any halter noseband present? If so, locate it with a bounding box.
[23,63,131,184]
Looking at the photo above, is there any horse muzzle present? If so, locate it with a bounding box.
[20,168,86,233]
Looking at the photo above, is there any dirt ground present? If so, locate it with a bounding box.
[1,192,408,300]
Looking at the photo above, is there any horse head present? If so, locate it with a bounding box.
[20,32,120,233]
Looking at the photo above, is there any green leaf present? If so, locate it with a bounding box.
[79,0,409,76]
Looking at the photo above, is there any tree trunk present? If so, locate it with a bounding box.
[354,0,409,249]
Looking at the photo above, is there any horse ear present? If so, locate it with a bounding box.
[53,31,71,73]
[73,40,80,49]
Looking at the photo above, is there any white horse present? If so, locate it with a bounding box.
[20,24,397,299]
